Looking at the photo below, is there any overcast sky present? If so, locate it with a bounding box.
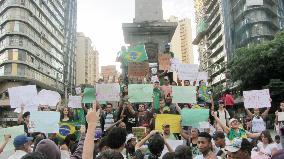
[77,0,197,70]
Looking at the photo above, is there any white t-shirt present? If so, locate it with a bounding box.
[216,109,230,126]
[257,142,279,156]
[251,116,266,133]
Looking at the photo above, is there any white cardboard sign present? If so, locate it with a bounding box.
[243,89,271,108]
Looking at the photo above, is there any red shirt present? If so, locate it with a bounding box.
[224,94,235,106]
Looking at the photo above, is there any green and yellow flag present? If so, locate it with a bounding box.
[122,44,148,65]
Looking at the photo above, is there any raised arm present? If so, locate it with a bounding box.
[246,132,260,139]
[105,118,124,132]
[261,107,270,119]
[135,130,158,150]
[212,111,230,134]
[82,101,98,159]
[210,95,214,111]
[17,106,24,124]
[245,109,254,118]
[0,134,10,154]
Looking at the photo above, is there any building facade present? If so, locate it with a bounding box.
[169,16,194,64]
[75,32,99,86]
[193,0,284,87]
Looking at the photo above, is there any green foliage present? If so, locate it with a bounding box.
[229,31,284,90]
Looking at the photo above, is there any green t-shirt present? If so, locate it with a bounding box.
[228,128,247,141]
[153,88,161,110]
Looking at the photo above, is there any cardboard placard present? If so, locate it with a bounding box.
[101,65,116,76]
[158,54,171,71]
[128,62,149,77]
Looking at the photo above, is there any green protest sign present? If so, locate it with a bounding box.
[82,87,96,103]
[181,108,209,127]
[128,84,153,103]
[172,86,196,103]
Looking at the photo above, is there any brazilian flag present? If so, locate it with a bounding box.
[122,44,148,65]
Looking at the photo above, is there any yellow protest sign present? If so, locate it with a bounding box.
[155,114,181,133]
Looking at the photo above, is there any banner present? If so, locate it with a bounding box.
[169,58,180,72]
[36,89,61,107]
[82,88,96,104]
[0,125,24,152]
[177,64,198,81]
[101,65,116,77]
[243,89,271,108]
[121,44,148,65]
[96,84,120,102]
[172,86,196,103]
[196,72,208,81]
[30,111,60,133]
[128,84,153,103]
[132,127,146,141]
[181,109,209,127]
[68,96,82,108]
[158,54,171,71]
[8,85,38,108]
[128,62,149,77]
[155,114,181,133]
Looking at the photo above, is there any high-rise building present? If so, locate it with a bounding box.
[193,0,284,87]
[0,0,77,97]
[169,16,194,64]
[75,32,99,86]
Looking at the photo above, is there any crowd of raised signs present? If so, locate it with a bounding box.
[0,78,284,159]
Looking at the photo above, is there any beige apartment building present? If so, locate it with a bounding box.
[169,16,194,64]
[75,32,99,85]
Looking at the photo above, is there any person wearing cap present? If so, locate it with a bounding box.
[153,80,163,111]
[162,123,177,140]
[17,106,31,136]
[125,134,137,158]
[8,134,32,159]
[212,112,260,141]
[212,131,227,159]
[226,138,253,159]
[215,100,230,129]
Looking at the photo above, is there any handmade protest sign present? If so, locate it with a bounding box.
[128,84,153,103]
[0,125,24,152]
[172,86,196,103]
[177,64,198,81]
[158,54,171,71]
[37,89,61,107]
[278,112,284,121]
[132,127,146,141]
[30,111,60,133]
[68,96,82,108]
[128,62,149,77]
[243,89,271,108]
[196,72,208,81]
[169,58,180,72]
[101,65,116,77]
[96,84,120,101]
[75,87,81,95]
[82,87,96,103]
[155,114,181,133]
[181,109,209,127]
[8,85,37,108]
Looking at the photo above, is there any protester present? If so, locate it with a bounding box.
[96,149,124,159]
[184,80,190,86]
[17,106,31,136]
[275,135,282,149]
[162,152,175,159]
[212,131,227,159]
[119,102,138,133]
[8,134,33,159]
[0,134,10,154]
[60,107,73,122]
[245,107,270,133]
[226,138,253,159]
[212,112,260,140]
[256,130,279,157]
[194,132,217,159]
[215,100,230,129]
[275,101,284,148]
[135,130,173,159]
[35,139,61,159]
[125,133,137,158]
[181,128,201,157]
[162,123,177,140]
[174,145,192,159]
[223,91,235,117]
[160,76,172,97]
[137,103,153,127]
[21,152,48,159]
[101,103,116,133]
[106,127,127,153]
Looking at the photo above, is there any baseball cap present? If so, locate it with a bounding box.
[13,135,33,148]
[126,134,137,143]
[229,118,238,126]
[162,123,170,128]
[225,138,242,152]
[164,76,169,80]
[212,131,225,140]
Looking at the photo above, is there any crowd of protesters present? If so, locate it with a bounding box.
[0,77,284,159]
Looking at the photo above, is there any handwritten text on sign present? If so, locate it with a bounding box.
[128,62,149,77]
[101,65,116,77]
[177,64,199,81]
[158,54,171,71]
[243,89,271,108]
[96,84,120,102]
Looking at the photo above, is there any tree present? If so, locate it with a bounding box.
[228,31,284,90]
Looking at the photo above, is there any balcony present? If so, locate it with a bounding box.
[205,0,217,14]
[207,14,221,33]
